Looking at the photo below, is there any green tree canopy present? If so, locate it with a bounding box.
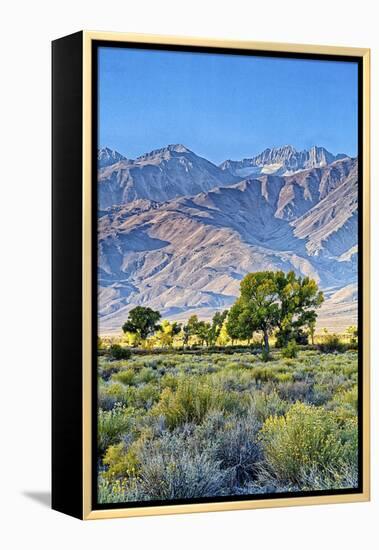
[122,306,161,342]
[274,271,324,346]
[208,310,228,346]
[183,315,207,346]
[183,314,227,347]
[228,270,324,352]
[156,320,182,348]
[226,300,255,344]
[239,271,280,352]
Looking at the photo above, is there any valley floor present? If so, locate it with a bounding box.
[97,349,358,503]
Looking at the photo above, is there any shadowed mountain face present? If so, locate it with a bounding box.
[291,160,358,257]
[97,145,358,333]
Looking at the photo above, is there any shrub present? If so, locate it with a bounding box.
[339,418,359,467]
[102,442,139,479]
[108,344,132,360]
[101,430,230,502]
[152,379,242,429]
[97,348,359,501]
[332,387,359,421]
[250,367,276,383]
[135,366,156,384]
[98,406,131,455]
[102,428,153,480]
[277,380,313,403]
[274,372,294,383]
[249,391,288,423]
[259,402,346,484]
[98,337,105,350]
[135,441,228,500]
[101,410,263,502]
[160,372,179,391]
[309,383,333,406]
[98,382,129,410]
[336,387,358,412]
[98,477,129,503]
[195,411,261,485]
[281,340,298,359]
[126,384,160,410]
[113,369,135,386]
[261,349,272,362]
[297,462,358,491]
[98,389,117,411]
[225,361,244,370]
[296,418,358,490]
[318,335,345,353]
[98,359,122,381]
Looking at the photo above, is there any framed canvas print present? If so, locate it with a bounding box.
[52,31,370,520]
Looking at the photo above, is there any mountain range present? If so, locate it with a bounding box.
[97,144,358,334]
[98,144,240,208]
[219,145,348,178]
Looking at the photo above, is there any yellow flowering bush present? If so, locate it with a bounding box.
[259,402,347,483]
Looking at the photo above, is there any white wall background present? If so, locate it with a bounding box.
[1,0,377,548]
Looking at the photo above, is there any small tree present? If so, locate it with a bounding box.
[347,325,358,344]
[183,315,211,347]
[225,302,241,345]
[182,324,191,348]
[216,321,231,346]
[122,330,142,347]
[122,306,161,345]
[183,315,200,346]
[156,320,182,348]
[208,310,228,346]
[281,340,298,359]
[307,319,316,346]
[196,321,212,347]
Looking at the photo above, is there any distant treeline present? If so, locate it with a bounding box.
[98,271,358,357]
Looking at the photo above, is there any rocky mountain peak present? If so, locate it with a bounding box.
[136,144,191,162]
[219,145,349,178]
[98,143,239,208]
[97,147,127,168]
[307,145,334,166]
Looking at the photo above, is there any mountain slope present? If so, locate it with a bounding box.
[98,144,240,209]
[291,159,358,257]
[98,156,358,333]
[274,157,355,220]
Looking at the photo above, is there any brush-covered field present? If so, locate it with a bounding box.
[97,349,358,503]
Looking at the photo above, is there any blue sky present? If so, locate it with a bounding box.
[98,47,358,164]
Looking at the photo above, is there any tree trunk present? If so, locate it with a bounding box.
[263,329,269,353]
